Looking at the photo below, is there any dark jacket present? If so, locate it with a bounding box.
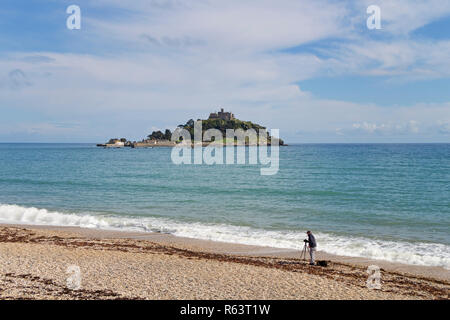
[307,234,317,248]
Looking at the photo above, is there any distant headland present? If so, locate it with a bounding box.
[97,108,285,148]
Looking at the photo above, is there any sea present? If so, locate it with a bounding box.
[0,143,448,269]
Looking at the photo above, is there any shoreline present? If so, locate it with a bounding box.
[2,222,449,282]
[1,223,449,300]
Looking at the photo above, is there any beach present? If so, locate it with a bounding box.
[0,224,448,300]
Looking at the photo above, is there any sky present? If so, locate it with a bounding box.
[0,0,449,143]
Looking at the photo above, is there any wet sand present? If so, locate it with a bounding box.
[0,224,448,300]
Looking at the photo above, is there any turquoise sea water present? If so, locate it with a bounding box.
[0,143,449,268]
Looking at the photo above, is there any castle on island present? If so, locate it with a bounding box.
[208,108,235,121]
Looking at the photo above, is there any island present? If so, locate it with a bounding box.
[98,109,285,148]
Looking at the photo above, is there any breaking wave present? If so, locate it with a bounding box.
[0,203,449,269]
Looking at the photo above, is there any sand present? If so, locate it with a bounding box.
[0,224,448,300]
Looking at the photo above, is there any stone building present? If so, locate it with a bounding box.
[208,108,235,121]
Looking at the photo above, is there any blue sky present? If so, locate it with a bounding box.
[0,0,449,143]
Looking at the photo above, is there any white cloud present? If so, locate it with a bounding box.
[351,120,420,135]
[437,120,450,134]
[336,40,450,79]
[87,0,350,52]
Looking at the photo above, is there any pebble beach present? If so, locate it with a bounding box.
[0,225,448,300]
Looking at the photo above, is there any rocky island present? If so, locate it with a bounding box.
[98,109,285,148]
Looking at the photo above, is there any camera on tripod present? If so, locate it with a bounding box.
[303,239,309,243]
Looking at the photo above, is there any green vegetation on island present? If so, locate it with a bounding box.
[99,108,284,147]
[175,117,284,145]
[147,129,172,141]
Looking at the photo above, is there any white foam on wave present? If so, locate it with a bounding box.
[1,203,449,269]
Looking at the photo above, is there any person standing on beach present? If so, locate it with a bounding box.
[306,231,317,265]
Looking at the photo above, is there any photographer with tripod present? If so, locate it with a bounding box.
[304,231,317,265]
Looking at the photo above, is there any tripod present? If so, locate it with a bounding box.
[300,241,310,261]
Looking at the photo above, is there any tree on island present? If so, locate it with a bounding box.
[164,129,172,140]
[147,129,172,140]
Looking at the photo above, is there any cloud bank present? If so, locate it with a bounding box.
[0,0,449,142]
